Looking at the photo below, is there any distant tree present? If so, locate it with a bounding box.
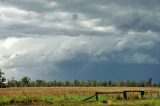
[35,80,46,87]
[80,80,86,87]
[5,76,160,87]
[21,76,30,87]
[86,80,92,87]
[91,80,97,87]
[97,81,103,86]
[130,80,137,87]
[152,83,157,87]
[108,80,112,87]
[74,80,79,87]
[52,80,57,86]
[7,77,18,87]
[29,81,36,87]
[147,78,152,87]
[158,82,160,87]
[139,81,147,87]
[0,69,6,88]
[64,80,71,87]
[47,81,54,87]
[57,81,64,87]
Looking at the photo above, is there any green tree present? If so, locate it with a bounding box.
[7,77,18,87]
[74,80,80,87]
[91,80,97,87]
[0,69,6,88]
[108,80,112,87]
[21,76,30,87]
[158,82,160,87]
[64,80,71,87]
[147,78,152,87]
[80,80,86,87]
[35,80,46,87]
[29,81,36,87]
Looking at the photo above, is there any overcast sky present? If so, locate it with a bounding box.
[0,0,160,82]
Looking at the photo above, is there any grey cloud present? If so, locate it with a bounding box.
[0,0,160,81]
[1,0,58,12]
[1,0,160,38]
[0,33,159,80]
[53,0,160,33]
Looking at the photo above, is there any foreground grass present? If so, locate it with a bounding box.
[1,94,160,106]
[0,87,160,106]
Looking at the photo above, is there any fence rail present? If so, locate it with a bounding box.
[84,90,160,101]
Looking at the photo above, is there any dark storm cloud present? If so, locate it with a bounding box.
[54,0,160,33]
[0,0,160,81]
[1,0,160,37]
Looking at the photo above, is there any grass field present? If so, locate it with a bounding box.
[0,87,160,106]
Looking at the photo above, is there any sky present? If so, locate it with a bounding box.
[0,0,160,82]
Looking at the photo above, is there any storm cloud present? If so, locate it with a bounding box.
[0,0,160,81]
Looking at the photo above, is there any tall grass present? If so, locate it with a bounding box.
[1,94,160,106]
[0,87,159,105]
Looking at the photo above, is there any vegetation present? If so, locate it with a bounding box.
[1,69,160,105]
[1,95,160,106]
[6,77,160,87]
[0,87,160,106]
[0,69,6,88]
[0,68,159,87]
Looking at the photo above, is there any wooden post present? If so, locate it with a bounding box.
[141,91,144,99]
[83,95,96,101]
[95,92,99,101]
[123,91,127,100]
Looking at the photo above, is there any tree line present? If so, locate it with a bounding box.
[1,69,160,88]
[6,77,160,87]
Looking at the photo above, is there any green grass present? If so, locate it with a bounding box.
[0,96,12,104]
[0,94,160,106]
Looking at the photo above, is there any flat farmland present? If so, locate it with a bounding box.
[0,87,160,106]
[1,87,160,95]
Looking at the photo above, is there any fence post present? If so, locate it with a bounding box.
[95,92,99,101]
[123,91,127,100]
[141,91,144,99]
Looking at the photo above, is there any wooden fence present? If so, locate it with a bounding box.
[84,90,159,101]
